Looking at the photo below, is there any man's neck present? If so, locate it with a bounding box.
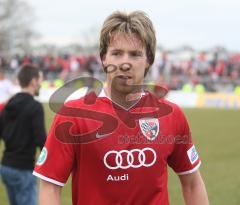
[21,87,34,96]
[104,85,143,109]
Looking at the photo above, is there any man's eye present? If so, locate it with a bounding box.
[112,52,120,56]
[131,52,142,57]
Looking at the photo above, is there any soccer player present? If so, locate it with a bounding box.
[33,11,209,205]
[0,64,46,205]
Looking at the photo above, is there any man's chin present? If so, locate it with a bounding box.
[113,84,135,95]
[34,91,39,96]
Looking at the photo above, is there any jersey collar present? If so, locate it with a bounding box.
[98,88,146,111]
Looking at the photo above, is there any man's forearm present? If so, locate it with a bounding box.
[180,171,209,205]
[39,179,62,205]
[182,179,209,205]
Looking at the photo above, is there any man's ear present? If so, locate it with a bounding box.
[146,60,150,69]
[144,64,150,77]
[101,54,108,73]
[30,78,37,87]
[102,54,106,66]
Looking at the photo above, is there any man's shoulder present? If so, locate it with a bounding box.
[64,91,108,108]
[143,91,183,116]
[29,98,44,114]
[159,98,181,111]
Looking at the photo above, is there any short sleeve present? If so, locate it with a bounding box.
[33,113,78,186]
[167,105,201,175]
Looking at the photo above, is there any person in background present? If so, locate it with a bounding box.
[0,64,46,205]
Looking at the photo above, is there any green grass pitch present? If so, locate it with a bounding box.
[0,105,239,204]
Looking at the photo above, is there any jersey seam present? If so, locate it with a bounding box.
[32,171,65,186]
[176,160,201,175]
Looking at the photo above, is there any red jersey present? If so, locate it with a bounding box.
[33,91,201,205]
[0,103,5,112]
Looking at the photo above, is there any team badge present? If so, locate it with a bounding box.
[139,118,159,141]
[36,147,48,166]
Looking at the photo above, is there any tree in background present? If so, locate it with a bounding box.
[0,0,37,56]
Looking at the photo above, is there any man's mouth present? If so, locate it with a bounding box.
[116,75,132,80]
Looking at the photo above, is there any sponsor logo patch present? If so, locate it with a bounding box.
[103,147,157,170]
[187,145,199,164]
[36,147,48,166]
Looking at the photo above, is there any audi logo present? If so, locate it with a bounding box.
[103,147,157,170]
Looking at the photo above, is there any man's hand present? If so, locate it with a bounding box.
[179,170,209,205]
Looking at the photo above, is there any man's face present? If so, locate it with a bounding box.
[102,32,149,94]
[33,72,43,96]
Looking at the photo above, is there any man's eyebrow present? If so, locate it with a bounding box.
[129,50,143,54]
[109,49,122,52]
[109,48,143,53]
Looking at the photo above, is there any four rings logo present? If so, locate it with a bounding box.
[103,147,157,170]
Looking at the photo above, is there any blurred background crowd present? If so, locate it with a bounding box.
[1,47,240,94]
[0,0,240,98]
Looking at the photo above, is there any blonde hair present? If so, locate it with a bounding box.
[99,11,156,66]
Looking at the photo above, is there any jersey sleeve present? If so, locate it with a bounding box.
[167,105,201,175]
[33,112,79,186]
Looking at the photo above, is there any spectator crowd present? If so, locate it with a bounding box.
[1,47,240,93]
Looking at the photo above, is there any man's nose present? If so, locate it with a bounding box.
[119,53,132,64]
[119,63,132,72]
